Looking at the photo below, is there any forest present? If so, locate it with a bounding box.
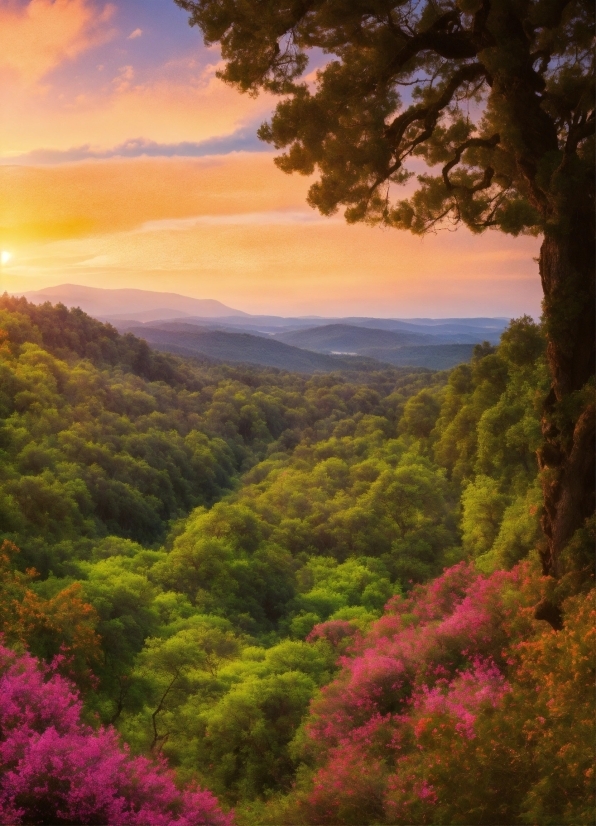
[0,295,592,824]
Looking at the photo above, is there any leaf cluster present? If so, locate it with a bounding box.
[177,0,594,236]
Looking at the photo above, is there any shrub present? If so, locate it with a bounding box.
[0,644,232,826]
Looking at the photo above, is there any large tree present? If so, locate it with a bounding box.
[176,0,594,593]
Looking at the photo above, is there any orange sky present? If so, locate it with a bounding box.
[0,0,542,317]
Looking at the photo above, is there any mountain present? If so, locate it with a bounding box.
[14,285,509,343]
[17,285,247,319]
[360,344,475,369]
[273,324,434,351]
[339,317,509,342]
[122,323,478,372]
[125,326,385,373]
[147,315,509,343]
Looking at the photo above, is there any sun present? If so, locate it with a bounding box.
[1,251,12,265]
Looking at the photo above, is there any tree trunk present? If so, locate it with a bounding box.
[537,204,595,583]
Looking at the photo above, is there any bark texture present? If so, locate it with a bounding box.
[537,213,595,582]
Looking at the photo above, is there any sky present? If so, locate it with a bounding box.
[0,0,543,318]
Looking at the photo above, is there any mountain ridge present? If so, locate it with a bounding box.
[17,284,248,319]
[125,325,389,373]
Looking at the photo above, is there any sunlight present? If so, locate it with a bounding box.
[0,0,590,820]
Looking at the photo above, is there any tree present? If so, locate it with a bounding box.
[0,644,233,826]
[0,540,101,688]
[175,0,595,597]
[132,626,240,752]
[259,563,593,825]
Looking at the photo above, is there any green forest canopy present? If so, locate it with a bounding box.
[175,0,595,594]
[3,297,590,824]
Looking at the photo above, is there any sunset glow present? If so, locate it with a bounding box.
[0,3,591,822]
[0,0,542,317]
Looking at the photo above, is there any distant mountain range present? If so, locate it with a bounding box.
[118,322,474,372]
[18,284,248,320]
[273,323,433,350]
[123,326,381,373]
[14,284,510,372]
[142,315,508,343]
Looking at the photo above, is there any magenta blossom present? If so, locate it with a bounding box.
[0,645,233,826]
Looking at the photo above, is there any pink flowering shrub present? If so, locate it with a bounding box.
[303,564,520,752]
[412,656,509,739]
[275,562,593,825]
[300,744,387,825]
[306,619,358,649]
[0,644,233,826]
[290,562,538,823]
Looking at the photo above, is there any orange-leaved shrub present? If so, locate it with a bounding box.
[0,540,101,687]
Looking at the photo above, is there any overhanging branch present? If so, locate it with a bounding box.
[385,64,487,149]
[442,134,501,192]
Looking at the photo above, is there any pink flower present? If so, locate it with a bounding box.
[0,645,233,826]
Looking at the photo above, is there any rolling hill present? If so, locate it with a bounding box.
[361,343,475,369]
[269,323,476,368]
[122,323,478,372]
[273,323,434,350]
[150,315,509,344]
[18,285,247,320]
[125,326,384,373]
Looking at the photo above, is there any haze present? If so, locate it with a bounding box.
[0,0,542,318]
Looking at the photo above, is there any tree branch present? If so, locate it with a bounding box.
[385,64,487,148]
[442,134,501,191]
[386,10,479,66]
[564,112,595,156]
[150,669,181,751]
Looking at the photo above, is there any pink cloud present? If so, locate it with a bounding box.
[0,0,116,85]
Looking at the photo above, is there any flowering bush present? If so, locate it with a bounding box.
[281,563,594,825]
[306,619,359,649]
[0,644,233,826]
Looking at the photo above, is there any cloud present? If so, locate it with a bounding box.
[0,0,116,85]
[137,210,338,232]
[0,152,542,317]
[127,28,142,40]
[112,64,134,93]
[4,129,269,165]
[0,153,308,242]
[0,57,275,158]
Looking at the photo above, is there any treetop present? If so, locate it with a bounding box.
[176,0,594,236]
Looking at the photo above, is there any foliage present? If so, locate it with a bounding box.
[175,0,594,237]
[0,644,233,826]
[2,300,590,824]
[0,296,178,382]
[0,540,100,688]
[120,636,337,804]
[258,566,595,826]
[0,295,431,575]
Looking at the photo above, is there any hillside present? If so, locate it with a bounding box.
[361,343,475,369]
[0,295,436,576]
[18,284,247,320]
[273,323,433,350]
[114,321,477,371]
[269,324,476,368]
[0,300,592,826]
[125,324,386,372]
